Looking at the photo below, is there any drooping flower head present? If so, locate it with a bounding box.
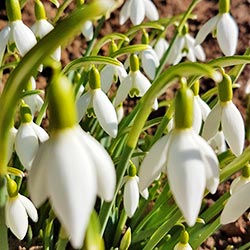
[139,80,219,226]
[28,70,116,248]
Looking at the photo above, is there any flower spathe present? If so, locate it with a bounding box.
[5,194,38,240]
[119,0,159,25]
[202,101,245,156]
[139,128,219,226]
[195,13,238,56]
[28,125,116,248]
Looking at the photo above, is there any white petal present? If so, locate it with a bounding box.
[153,38,169,60]
[202,102,221,140]
[11,20,37,56]
[51,46,61,61]
[31,19,53,38]
[81,21,94,41]
[119,0,131,25]
[185,34,206,61]
[31,122,49,143]
[220,183,250,224]
[7,127,17,163]
[114,74,132,107]
[193,96,202,134]
[141,48,159,80]
[217,13,238,56]
[124,177,139,217]
[130,0,145,25]
[208,131,227,154]
[144,0,159,21]
[18,194,38,222]
[196,95,211,120]
[167,129,206,226]
[230,176,250,195]
[5,198,28,240]
[166,36,184,65]
[93,89,118,138]
[23,94,44,116]
[195,134,219,194]
[77,127,116,201]
[139,135,169,191]
[195,15,219,45]
[46,129,97,249]
[140,188,149,199]
[174,242,193,250]
[77,91,92,122]
[194,44,206,61]
[15,123,39,170]
[0,26,10,64]
[100,65,116,93]
[221,101,245,156]
[133,71,151,96]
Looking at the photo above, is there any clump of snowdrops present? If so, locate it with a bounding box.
[0,0,250,249]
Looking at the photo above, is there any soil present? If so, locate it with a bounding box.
[1,0,250,249]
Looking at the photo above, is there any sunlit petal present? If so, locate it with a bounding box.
[0,26,10,64]
[100,65,116,93]
[153,38,169,60]
[119,0,131,25]
[81,20,94,41]
[133,71,151,96]
[130,0,145,25]
[18,194,38,222]
[77,92,92,121]
[144,0,159,21]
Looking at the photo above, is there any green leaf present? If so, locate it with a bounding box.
[111,44,150,58]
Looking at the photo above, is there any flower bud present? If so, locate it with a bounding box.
[180,230,189,244]
[218,73,233,102]
[20,102,33,123]
[6,176,18,198]
[174,80,194,129]
[219,0,230,14]
[129,54,139,72]
[6,0,22,22]
[89,66,101,90]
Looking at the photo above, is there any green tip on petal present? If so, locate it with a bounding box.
[34,0,47,20]
[180,230,189,245]
[130,54,139,72]
[219,0,230,14]
[174,79,194,129]
[20,102,33,123]
[218,72,233,102]
[48,73,77,130]
[89,66,101,90]
[6,0,22,21]
[6,176,18,198]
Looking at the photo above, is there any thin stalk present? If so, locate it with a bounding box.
[113,210,128,247]
[0,207,8,250]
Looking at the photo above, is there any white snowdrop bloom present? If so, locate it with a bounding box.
[0,20,37,64]
[167,32,206,65]
[28,125,116,249]
[119,0,159,25]
[153,38,169,61]
[208,131,227,154]
[77,67,118,138]
[139,84,219,226]
[114,54,158,110]
[220,181,250,224]
[15,103,49,170]
[5,194,38,240]
[202,101,244,156]
[195,1,238,56]
[230,176,250,195]
[116,103,124,123]
[174,242,193,250]
[81,21,94,41]
[100,63,128,93]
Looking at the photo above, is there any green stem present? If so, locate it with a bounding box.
[113,210,128,247]
[0,207,8,250]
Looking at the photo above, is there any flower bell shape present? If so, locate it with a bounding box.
[119,0,159,25]
[15,102,49,170]
[81,20,94,41]
[202,73,245,156]
[167,25,206,65]
[114,54,158,110]
[220,165,250,224]
[123,164,148,218]
[28,72,116,249]
[31,0,61,61]
[138,82,219,226]
[195,0,238,56]
[0,0,37,64]
[77,66,118,138]
[153,37,169,61]
[174,231,193,250]
[5,177,38,240]
[191,81,211,134]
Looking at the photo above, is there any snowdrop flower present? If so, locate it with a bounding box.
[31,0,61,61]
[23,77,44,117]
[123,164,148,217]
[81,21,94,41]
[153,37,169,61]
[167,25,206,65]
[0,0,37,64]
[174,230,193,250]
[208,131,227,154]
[114,54,158,110]
[5,177,38,240]
[195,0,238,56]
[28,72,116,249]
[202,73,245,156]
[139,83,219,226]
[77,66,118,138]
[119,0,159,25]
[192,80,211,134]
[15,103,49,170]
[220,165,250,224]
